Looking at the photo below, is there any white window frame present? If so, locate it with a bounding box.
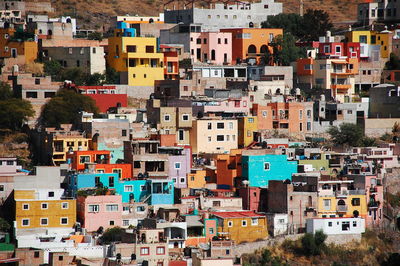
[242,220,247,227]
[21,218,30,227]
[124,185,133,192]
[106,204,119,212]
[23,203,29,210]
[174,162,181,169]
[41,203,48,210]
[88,204,99,212]
[264,162,270,171]
[123,220,130,226]
[251,218,258,226]
[163,114,170,122]
[61,202,69,209]
[228,221,233,227]
[182,114,189,121]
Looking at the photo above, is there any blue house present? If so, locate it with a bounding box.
[242,154,297,188]
[67,173,174,205]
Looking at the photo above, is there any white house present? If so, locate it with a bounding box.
[306,217,365,235]
[266,213,288,237]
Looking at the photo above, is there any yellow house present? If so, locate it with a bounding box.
[107,23,164,86]
[318,194,367,219]
[212,211,268,244]
[187,169,207,189]
[345,30,392,58]
[14,189,76,230]
[51,135,90,165]
[0,28,38,63]
[238,116,258,148]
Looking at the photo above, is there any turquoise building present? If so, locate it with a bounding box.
[242,154,298,188]
[67,173,174,205]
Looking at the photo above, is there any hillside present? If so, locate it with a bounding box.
[47,0,364,30]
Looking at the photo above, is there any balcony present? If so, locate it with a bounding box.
[331,84,351,90]
[336,205,348,212]
[368,201,380,209]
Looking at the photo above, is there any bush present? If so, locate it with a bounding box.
[100,227,124,243]
[300,230,327,256]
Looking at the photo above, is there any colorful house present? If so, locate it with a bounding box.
[238,116,258,147]
[77,195,123,232]
[215,149,243,189]
[78,86,128,113]
[241,152,298,188]
[66,150,111,172]
[345,30,392,58]
[211,211,268,243]
[0,28,38,65]
[189,31,232,64]
[220,28,283,64]
[160,45,179,80]
[107,22,164,86]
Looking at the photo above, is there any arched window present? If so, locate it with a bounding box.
[149,18,154,23]
[48,29,53,35]
[249,22,254,28]
[66,18,72,23]
[248,44,256,54]
[338,199,346,205]
[260,45,268,54]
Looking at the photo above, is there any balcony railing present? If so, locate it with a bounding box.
[368,201,380,208]
[337,205,348,212]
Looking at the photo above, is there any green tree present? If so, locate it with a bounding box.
[41,89,98,127]
[85,72,105,86]
[0,81,14,100]
[0,217,11,232]
[262,13,304,39]
[0,98,34,130]
[88,31,103,41]
[262,9,333,42]
[105,67,119,84]
[100,227,124,244]
[61,67,89,86]
[301,230,327,256]
[267,33,306,66]
[327,123,364,147]
[44,60,63,79]
[385,53,400,70]
[302,9,333,42]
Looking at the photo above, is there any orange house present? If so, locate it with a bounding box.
[216,149,243,189]
[0,28,38,64]
[67,150,111,172]
[95,164,132,180]
[252,104,273,130]
[220,28,283,64]
[161,45,179,80]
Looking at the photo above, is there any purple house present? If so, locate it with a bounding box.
[159,146,191,188]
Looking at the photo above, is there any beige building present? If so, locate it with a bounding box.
[190,118,238,154]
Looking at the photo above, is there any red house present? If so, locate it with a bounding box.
[78,86,128,113]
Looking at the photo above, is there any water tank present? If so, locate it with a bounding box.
[320,94,326,101]
[295,88,301,96]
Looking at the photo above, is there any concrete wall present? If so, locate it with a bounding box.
[364,118,400,137]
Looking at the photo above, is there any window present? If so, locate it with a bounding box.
[145,46,154,53]
[123,220,129,226]
[248,117,254,123]
[196,38,201,44]
[180,177,185,183]
[140,185,147,191]
[208,136,212,142]
[124,185,133,192]
[278,219,285,224]
[60,217,68,225]
[137,206,145,212]
[26,91,38,98]
[40,218,48,226]
[217,122,224,129]
[299,110,303,119]
[41,203,48,209]
[80,156,90,164]
[342,221,350,231]
[242,220,247,227]
[122,130,127,137]
[218,38,221,44]
[164,114,170,122]
[92,47,96,53]
[35,78,40,85]
[141,247,150,255]
[106,204,119,212]
[127,45,136,52]
[22,219,30,226]
[323,199,331,210]
[23,204,29,210]
[228,221,233,227]
[175,162,181,169]
[299,123,303,131]
[213,201,221,207]
[156,247,165,255]
[109,220,115,225]
[182,114,189,121]
[335,45,341,53]
[353,221,357,227]
[351,198,360,206]
[178,130,184,141]
[61,202,69,209]
[59,256,63,261]
[264,162,270,171]
[109,176,115,187]
[307,122,311,131]
[328,222,332,227]
[34,251,39,258]
[217,135,224,141]
[226,135,230,141]
[262,111,267,117]
[304,64,312,70]
[229,122,234,129]
[44,91,56,98]
[203,38,207,44]
[224,38,228,44]
[251,218,258,226]
[88,204,99,212]
[207,122,212,130]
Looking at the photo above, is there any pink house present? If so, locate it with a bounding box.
[365,175,384,228]
[77,195,122,232]
[201,96,250,116]
[190,32,232,65]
